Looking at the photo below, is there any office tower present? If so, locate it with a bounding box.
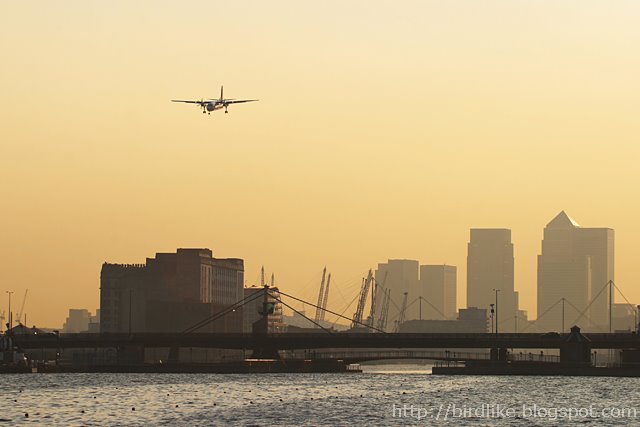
[537,211,614,332]
[419,265,457,320]
[374,260,420,328]
[100,248,244,333]
[467,229,518,332]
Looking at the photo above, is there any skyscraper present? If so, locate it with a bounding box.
[419,265,457,320]
[374,260,420,328]
[537,211,614,332]
[467,229,519,332]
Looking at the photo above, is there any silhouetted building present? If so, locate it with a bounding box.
[100,248,244,333]
[375,259,420,324]
[62,309,92,333]
[467,229,519,332]
[399,307,487,333]
[87,310,100,333]
[612,303,636,332]
[419,265,456,320]
[537,212,614,332]
[458,307,489,332]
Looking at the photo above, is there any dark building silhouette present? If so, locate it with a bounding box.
[100,248,244,333]
[398,307,488,333]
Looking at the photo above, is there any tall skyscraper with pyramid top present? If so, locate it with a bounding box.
[537,211,614,332]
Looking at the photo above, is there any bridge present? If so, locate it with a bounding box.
[10,331,640,351]
[287,349,562,364]
[5,286,640,370]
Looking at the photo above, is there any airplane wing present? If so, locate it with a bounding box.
[171,100,205,104]
[224,99,259,105]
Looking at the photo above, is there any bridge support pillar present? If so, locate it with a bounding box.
[168,345,179,364]
[117,344,145,366]
[490,348,508,363]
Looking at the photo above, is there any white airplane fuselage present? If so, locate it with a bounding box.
[206,101,223,112]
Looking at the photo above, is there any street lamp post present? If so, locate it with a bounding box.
[561,298,565,334]
[490,303,495,334]
[6,291,13,330]
[128,288,133,335]
[493,289,500,334]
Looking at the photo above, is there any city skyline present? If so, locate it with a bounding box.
[4,2,640,423]
[2,210,625,330]
[4,2,640,328]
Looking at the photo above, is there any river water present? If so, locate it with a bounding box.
[2,364,640,425]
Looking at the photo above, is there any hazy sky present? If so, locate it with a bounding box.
[2,2,640,327]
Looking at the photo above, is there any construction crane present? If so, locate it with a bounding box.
[394,291,409,332]
[376,289,391,331]
[352,269,373,328]
[15,289,28,326]
[271,273,275,287]
[0,310,5,333]
[260,266,265,287]
[367,271,387,328]
[320,273,331,322]
[314,267,327,326]
[365,277,378,327]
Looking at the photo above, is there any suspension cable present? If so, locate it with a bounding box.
[568,280,610,328]
[276,289,386,333]
[268,291,333,334]
[563,298,606,332]
[521,297,563,332]
[330,291,361,329]
[182,288,265,334]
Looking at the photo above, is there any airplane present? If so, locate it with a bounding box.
[171,86,258,115]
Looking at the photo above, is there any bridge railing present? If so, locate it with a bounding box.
[280,349,563,364]
[288,350,493,361]
[509,352,560,364]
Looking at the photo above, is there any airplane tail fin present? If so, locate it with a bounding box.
[220,85,224,100]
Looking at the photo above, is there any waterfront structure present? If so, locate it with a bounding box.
[100,248,244,333]
[467,228,519,332]
[537,212,614,332]
[419,265,456,320]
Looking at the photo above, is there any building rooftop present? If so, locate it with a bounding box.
[546,210,580,229]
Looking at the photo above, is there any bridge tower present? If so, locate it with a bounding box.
[250,285,280,359]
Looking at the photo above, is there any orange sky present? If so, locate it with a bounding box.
[2,2,640,327]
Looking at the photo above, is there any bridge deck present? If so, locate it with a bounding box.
[8,332,640,350]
